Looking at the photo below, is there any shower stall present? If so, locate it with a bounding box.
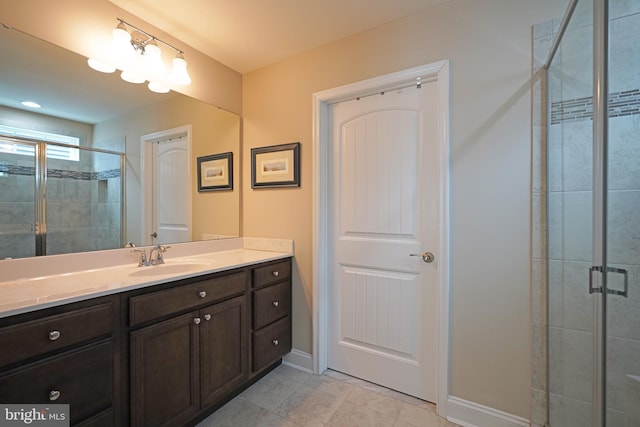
[0,135,125,259]
[533,0,640,425]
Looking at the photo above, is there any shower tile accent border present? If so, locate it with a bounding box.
[0,164,121,180]
[549,89,640,125]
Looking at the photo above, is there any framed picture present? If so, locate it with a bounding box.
[197,152,233,192]
[251,142,300,188]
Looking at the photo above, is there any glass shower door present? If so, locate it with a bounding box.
[0,137,38,259]
[546,0,597,425]
[547,0,639,425]
[45,144,124,256]
[0,135,124,258]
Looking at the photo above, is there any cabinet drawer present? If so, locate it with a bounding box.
[0,302,113,368]
[130,271,247,326]
[252,316,291,372]
[253,281,291,330]
[253,259,290,288]
[0,340,113,425]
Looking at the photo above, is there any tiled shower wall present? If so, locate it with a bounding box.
[532,3,640,426]
[0,149,121,259]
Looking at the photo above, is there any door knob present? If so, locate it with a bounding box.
[410,251,435,263]
[150,232,158,238]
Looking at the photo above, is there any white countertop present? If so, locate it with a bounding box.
[0,238,293,319]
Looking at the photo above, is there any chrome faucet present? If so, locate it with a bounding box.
[131,244,170,267]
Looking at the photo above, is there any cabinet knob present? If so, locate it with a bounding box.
[204,314,211,321]
[48,330,61,341]
[272,339,279,346]
[199,291,207,298]
[272,271,279,277]
[272,301,279,307]
[49,390,61,401]
[193,318,201,325]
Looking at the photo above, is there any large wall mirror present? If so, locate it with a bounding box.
[0,25,240,259]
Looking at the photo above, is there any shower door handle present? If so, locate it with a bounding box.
[588,266,628,298]
[607,266,629,298]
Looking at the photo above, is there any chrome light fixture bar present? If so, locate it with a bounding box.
[88,18,191,93]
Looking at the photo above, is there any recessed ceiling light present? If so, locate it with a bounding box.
[21,101,41,108]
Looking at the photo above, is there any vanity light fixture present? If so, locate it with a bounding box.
[87,18,192,93]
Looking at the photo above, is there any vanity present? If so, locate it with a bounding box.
[0,238,293,426]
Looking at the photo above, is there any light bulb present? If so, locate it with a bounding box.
[144,41,166,77]
[121,71,145,84]
[169,54,191,85]
[148,81,170,93]
[112,22,135,65]
[87,58,116,73]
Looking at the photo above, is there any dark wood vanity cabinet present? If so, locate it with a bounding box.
[0,296,120,426]
[127,258,291,427]
[0,257,291,427]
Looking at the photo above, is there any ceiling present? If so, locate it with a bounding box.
[107,0,449,74]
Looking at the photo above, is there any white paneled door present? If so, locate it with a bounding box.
[151,136,191,244]
[328,82,439,402]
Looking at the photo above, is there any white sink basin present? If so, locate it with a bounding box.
[128,263,210,277]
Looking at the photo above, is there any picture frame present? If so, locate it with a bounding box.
[197,152,233,192]
[251,142,300,188]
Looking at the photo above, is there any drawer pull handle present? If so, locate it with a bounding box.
[194,317,201,325]
[49,390,61,401]
[48,330,61,341]
[272,301,279,307]
[272,339,279,346]
[272,271,279,277]
[199,291,207,298]
[204,314,211,321]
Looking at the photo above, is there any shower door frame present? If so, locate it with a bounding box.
[0,134,126,256]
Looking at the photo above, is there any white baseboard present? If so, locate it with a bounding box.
[447,396,530,427]
[282,349,314,373]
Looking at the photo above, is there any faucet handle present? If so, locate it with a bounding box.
[131,249,148,267]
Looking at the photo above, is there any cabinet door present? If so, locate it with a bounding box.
[130,311,200,427]
[200,296,248,407]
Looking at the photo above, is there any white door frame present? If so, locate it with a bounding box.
[141,124,192,246]
[312,61,450,415]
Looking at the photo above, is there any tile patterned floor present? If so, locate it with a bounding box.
[196,365,460,427]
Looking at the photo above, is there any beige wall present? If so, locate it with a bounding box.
[0,0,242,114]
[242,0,564,418]
[93,95,240,244]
